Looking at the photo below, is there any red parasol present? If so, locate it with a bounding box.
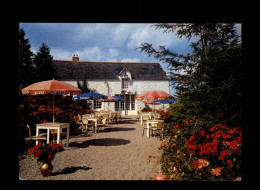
[21,79,81,96]
[96,95,117,102]
[136,90,172,111]
[96,95,117,110]
[21,79,81,123]
[136,90,171,101]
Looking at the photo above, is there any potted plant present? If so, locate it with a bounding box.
[28,142,64,177]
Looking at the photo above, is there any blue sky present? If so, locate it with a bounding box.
[19,23,241,96]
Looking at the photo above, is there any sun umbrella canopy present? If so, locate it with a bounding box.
[136,90,171,100]
[144,99,161,105]
[154,99,177,104]
[21,79,82,123]
[112,96,124,101]
[21,79,81,96]
[73,92,108,100]
[96,95,117,102]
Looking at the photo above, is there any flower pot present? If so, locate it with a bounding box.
[40,161,53,177]
[154,174,169,180]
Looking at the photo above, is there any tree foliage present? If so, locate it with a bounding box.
[19,28,35,87]
[138,23,242,180]
[33,43,54,82]
[138,23,242,124]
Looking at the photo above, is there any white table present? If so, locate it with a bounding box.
[35,122,70,147]
[146,120,164,138]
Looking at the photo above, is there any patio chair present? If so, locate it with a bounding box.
[25,125,47,142]
[97,117,107,131]
[110,112,118,123]
[82,118,94,134]
[141,115,149,127]
[50,129,67,144]
[142,115,150,137]
[101,113,109,124]
[75,114,83,125]
[149,121,164,138]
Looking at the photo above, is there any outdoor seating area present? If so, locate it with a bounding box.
[18,79,173,180]
[19,115,163,180]
[75,110,121,134]
[139,111,165,138]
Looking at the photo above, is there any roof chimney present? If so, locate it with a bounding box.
[72,54,79,62]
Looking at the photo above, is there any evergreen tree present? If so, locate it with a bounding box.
[138,23,242,124]
[33,43,54,82]
[18,28,35,87]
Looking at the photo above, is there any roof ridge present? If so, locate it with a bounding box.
[53,60,158,64]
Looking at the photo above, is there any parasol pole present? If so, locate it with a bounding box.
[53,93,55,124]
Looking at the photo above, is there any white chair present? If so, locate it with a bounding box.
[142,116,150,137]
[25,125,47,142]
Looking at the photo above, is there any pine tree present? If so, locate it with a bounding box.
[18,28,34,87]
[138,23,242,123]
[33,43,54,82]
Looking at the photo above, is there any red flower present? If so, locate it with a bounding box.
[189,136,195,142]
[160,141,167,146]
[218,149,229,160]
[28,147,34,155]
[192,159,210,170]
[34,150,43,157]
[227,160,232,165]
[199,130,206,137]
[28,142,64,163]
[228,140,240,150]
[210,167,222,176]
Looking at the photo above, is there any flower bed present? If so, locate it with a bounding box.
[158,107,242,180]
[19,94,91,152]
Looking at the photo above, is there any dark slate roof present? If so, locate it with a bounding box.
[53,60,169,80]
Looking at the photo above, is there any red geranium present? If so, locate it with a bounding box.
[192,159,210,170]
[210,167,223,176]
[28,142,64,163]
[227,160,232,165]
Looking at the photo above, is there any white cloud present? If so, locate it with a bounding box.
[111,24,141,47]
[120,58,141,62]
[51,48,72,60]
[74,47,120,62]
[108,48,119,57]
[127,24,184,49]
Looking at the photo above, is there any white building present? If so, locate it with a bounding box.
[53,55,170,115]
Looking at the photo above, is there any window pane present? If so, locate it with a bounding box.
[120,94,125,110]
[94,100,101,109]
[131,95,135,110]
[115,101,119,111]
[122,79,129,89]
[125,95,130,110]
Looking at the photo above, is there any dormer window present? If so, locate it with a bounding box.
[119,67,131,91]
[122,78,129,90]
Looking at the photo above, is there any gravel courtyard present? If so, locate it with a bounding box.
[19,116,161,180]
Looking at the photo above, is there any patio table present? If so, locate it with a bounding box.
[146,120,164,138]
[35,122,70,147]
